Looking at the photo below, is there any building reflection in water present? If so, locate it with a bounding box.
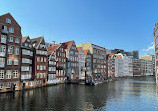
[0,76,157,111]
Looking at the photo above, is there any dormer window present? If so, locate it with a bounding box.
[6,18,11,24]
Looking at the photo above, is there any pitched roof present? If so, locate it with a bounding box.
[109,54,115,59]
[22,36,29,43]
[0,13,21,28]
[47,44,61,56]
[62,40,74,50]
[77,47,82,53]
[117,55,121,59]
[31,37,43,48]
[83,49,89,55]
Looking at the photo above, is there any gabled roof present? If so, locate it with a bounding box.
[108,54,115,59]
[77,47,82,53]
[47,44,61,56]
[115,53,124,59]
[0,13,21,28]
[117,55,121,59]
[62,40,74,50]
[31,37,43,48]
[22,36,29,43]
[83,49,89,55]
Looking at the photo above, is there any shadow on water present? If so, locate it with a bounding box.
[0,76,157,111]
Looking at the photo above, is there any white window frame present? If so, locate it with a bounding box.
[6,82,11,88]
[13,70,18,78]
[9,27,14,33]
[0,70,4,79]
[6,70,11,79]
[7,58,12,65]
[14,59,18,65]
[6,18,11,24]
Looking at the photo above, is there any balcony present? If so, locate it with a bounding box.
[1,29,8,35]
[21,74,32,80]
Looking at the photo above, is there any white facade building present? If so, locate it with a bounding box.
[77,47,86,80]
[115,53,133,77]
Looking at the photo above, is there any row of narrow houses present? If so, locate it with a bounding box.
[0,13,155,92]
[0,13,100,92]
[107,53,154,78]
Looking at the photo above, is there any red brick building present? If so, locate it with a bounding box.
[47,43,66,83]
[31,37,48,87]
[62,40,79,81]
[0,13,22,92]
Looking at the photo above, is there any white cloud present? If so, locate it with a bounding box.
[142,42,154,52]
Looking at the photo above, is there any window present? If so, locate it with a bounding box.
[1,35,7,43]
[7,58,12,65]
[14,47,19,55]
[15,38,20,44]
[41,57,43,62]
[6,18,11,23]
[30,82,33,86]
[0,70,4,79]
[9,27,14,33]
[26,82,28,86]
[37,57,40,62]
[21,66,29,71]
[44,57,46,62]
[40,73,43,78]
[27,39,30,42]
[40,65,43,70]
[0,83,4,89]
[43,73,46,78]
[13,70,18,78]
[8,36,13,42]
[2,26,7,30]
[25,43,28,47]
[6,70,11,79]
[37,65,39,70]
[0,58,5,67]
[44,66,46,70]
[22,58,30,63]
[29,44,32,48]
[14,82,17,87]
[0,45,6,54]
[37,73,39,78]
[14,59,18,65]
[8,46,13,54]
[6,82,11,88]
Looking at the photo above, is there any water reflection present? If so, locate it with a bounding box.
[0,76,157,111]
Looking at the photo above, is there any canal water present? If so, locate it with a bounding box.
[0,76,157,111]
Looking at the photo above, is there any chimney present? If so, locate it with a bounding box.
[52,41,55,46]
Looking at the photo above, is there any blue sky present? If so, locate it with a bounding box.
[0,0,157,56]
